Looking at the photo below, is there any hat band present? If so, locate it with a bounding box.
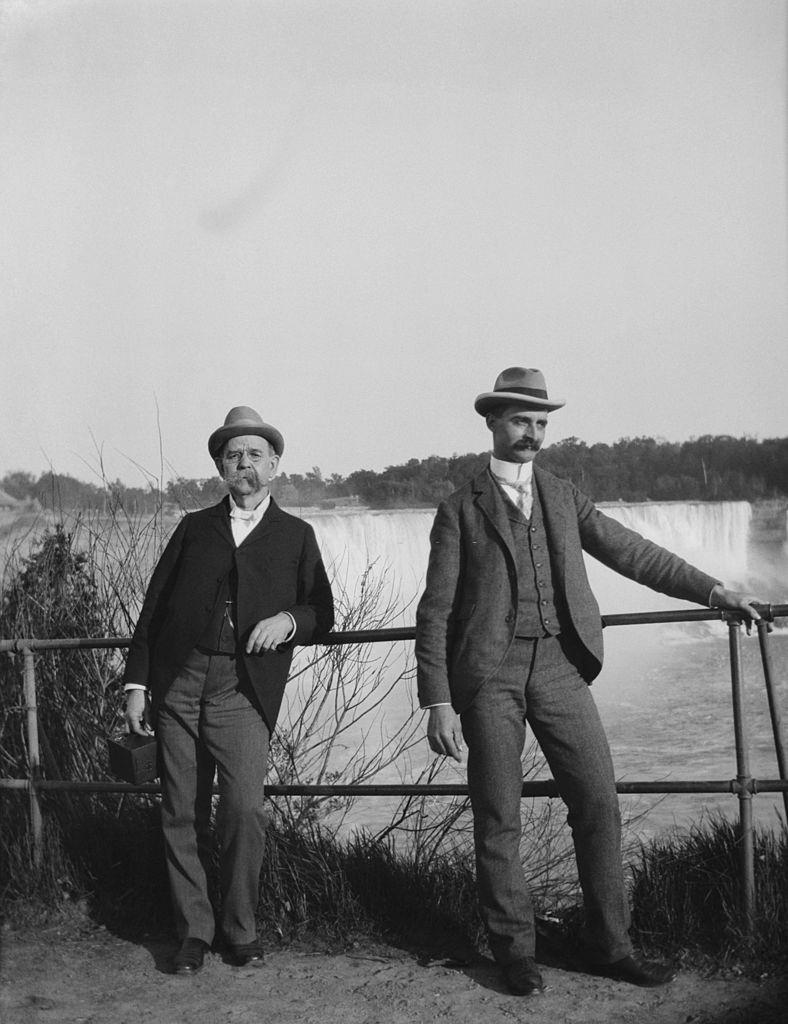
[495,386,548,399]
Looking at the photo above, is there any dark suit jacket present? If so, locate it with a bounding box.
[123,496,334,730]
[415,465,720,712]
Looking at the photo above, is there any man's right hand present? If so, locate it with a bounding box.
[125,689,153,736]
[427,705,463,762]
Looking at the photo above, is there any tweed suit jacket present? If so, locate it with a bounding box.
[123,496,334,730]
[415,465,720,712]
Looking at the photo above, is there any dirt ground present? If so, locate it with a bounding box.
[1,915,786,1024]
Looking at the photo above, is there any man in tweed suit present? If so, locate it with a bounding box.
[415,367,762,996]
[124,406,334,975]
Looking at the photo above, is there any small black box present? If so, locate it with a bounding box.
[107,734,158,785]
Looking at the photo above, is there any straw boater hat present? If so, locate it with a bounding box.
[208,406,285,459]
[474,367,565,416]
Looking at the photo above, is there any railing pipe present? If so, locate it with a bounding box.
[2,777,788,796]
[0,603,785,654]
[756,621,788,823]
[727,620,755,934]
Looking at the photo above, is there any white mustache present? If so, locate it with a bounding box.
[228,469,260,484]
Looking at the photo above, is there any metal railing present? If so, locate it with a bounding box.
[1,603,787,935]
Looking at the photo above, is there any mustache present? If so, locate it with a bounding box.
[226,468,262,485]
[514,439,541,450]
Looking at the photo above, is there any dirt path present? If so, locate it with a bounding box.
[1,918,786,1024]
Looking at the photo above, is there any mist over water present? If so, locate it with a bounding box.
[296,500,788,837]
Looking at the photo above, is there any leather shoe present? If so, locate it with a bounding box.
[502,957,545,995]
[173,937,208,975]
[592,954,676,987]
[230,941,265,968]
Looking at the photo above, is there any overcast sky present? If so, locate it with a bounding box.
[1,0,785,487]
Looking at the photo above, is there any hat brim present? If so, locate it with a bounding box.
[474,391,565,415]
[208,422,284,459]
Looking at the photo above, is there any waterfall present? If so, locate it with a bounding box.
[589,501,754,619]
[301,501,757,622]
[302,509,435,623]
[599,501,752,588]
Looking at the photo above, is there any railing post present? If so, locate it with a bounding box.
[727,619,754,935]
[21,645,44,869]
[756,619,788,823]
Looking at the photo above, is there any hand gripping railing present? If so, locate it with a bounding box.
[1,602,786,935]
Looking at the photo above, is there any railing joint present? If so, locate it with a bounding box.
[730,775,756,796]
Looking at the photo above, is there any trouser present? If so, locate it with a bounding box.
[460,634,632,966]
[157,647,270,946]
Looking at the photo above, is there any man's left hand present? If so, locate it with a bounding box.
[246,613,294,653]
[710,585,769,634]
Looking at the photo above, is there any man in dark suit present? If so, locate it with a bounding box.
[124,406,334,974]
[415,367,762,996]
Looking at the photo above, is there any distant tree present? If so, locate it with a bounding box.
[2,434,786,511]
[274,479,300,506]
[326,473,346,496]
[1,471,36,500]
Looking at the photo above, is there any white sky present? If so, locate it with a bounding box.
[1,0,786,487]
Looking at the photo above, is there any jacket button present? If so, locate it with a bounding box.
[505,613,513,623]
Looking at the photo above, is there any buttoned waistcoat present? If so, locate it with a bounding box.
[415,465,720,712]
[123,497,334,730]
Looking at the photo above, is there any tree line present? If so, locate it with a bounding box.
[2,434,786,512]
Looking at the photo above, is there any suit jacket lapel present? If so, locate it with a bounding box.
[473,466,517,563]
[207,496,234,546]
[241,496,286,546]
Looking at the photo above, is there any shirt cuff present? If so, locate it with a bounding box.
[124,683,148,692]
[283,612,297,643]
[423,702,452,709]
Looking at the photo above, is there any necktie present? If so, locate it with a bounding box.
[493,474,532,517]
[229,506,260,548]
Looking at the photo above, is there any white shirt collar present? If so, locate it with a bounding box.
[489,455,534,486]
[228,493,271,523]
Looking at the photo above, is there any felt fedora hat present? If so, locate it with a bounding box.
[208,406,285,459]
[474,367,565,415]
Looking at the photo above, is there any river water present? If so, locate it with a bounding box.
[283,500,788,840]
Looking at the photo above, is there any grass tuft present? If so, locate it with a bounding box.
[629,813,787,970]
